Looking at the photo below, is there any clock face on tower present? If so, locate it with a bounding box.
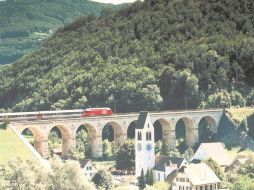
[146,143,152,152]
[137,143,142,151]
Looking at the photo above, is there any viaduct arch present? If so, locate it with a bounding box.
[13,109,223,159]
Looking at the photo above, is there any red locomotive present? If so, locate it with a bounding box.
[81,108,113,117]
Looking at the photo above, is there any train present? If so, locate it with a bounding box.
[82,107,113,117]
[0,108,113,121]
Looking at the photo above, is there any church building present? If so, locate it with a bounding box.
[135,111,186,180]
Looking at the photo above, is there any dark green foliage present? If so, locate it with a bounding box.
[92,170,113,190]
[246,113,254,138]
[160,138,181,157]
[198,118,216,143]
[138,169,146,190]
[238,157,254,179]
[115,139,135,170]
[102,124,114,142]
[0,120,9,130]
[155,140,162,154]
[247,90,254,106]
[145,169,156,186]
[0,0,253,111]
[0,0,118,64]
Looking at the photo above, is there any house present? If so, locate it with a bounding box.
[169,163,221,190]
[191,143,231,167]
[225,154,250,172]
[154,155,188,182]
[80,159,97,179]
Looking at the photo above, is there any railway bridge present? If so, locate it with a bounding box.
[10,109,224,159]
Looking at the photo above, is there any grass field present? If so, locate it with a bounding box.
[0,127,35,164]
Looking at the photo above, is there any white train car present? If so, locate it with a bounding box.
[0,109,83,122]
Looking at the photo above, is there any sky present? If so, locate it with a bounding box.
[91,0,141,5]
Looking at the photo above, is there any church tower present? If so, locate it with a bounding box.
[135,111,155,177]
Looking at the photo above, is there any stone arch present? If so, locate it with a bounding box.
[21,127,45,157]
[198,115,218,143]
[153,118,171,142]
[102,121,123,148]
[75,123,98,158]
[47,125,73,158]
[175,117,195,149]
[127,120,137,139]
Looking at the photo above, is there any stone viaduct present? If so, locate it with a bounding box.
[11,109,224,159]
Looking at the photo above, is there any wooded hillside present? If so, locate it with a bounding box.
[0,0,253,112]
[0,0,117,64]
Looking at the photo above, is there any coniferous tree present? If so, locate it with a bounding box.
[138,169,146,190]
[146,169,156,186]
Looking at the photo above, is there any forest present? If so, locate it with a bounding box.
[0,0,117,64]
[0,0,253,113]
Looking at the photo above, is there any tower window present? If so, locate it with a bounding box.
[138,132,142,140]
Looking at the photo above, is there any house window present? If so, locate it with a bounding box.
[205,185,208,190]
[210,185,213,190]
[86,166,92,170]
[90,173,93,177]
[186,178,189,182]
[179,186,182,190]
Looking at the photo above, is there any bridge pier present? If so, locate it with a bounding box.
[34,139,48,159]
[90,136,103,158]
[62,137,75,159]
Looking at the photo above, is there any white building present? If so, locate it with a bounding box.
[191,143,231,167]
[154,155,188,182]
[170,163,221,190]
[135,111,155,177]
[80,159,97,179]
[134,111,187,181]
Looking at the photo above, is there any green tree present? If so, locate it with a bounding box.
[230,91,246,107]
[49,156,96,190]
[183,146,194,161]
[116,139,135,170]
[237,157,254,179]
[138,169,146,190]
[0,158,49,190]
[160,138,171,156]
[231,175,254,190]
[204,158,225,181]
[0,157,95,190]
[160,69,201,109]
[247,90,254,106]
[92,170,113,190]
[155,140,162,154]
[48,131,62,158]
[70,129,91,161]
[146,169,155,186]
[102,140,113,158]
[203,90,231,108]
